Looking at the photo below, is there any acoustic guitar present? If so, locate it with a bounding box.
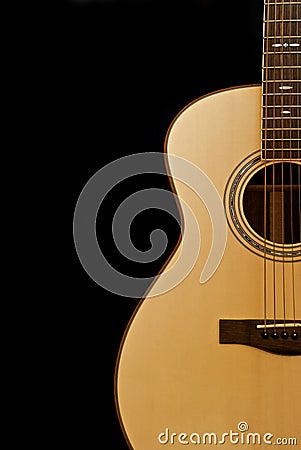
[115,1,301,448]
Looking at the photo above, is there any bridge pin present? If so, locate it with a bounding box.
[261,331,269,339]
[271,331,279,339]
[281,331,289,340]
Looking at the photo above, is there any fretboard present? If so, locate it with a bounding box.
[262,0,301,160]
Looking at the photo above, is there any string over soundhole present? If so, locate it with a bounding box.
[225,154,301,261]
[243,162,301,246]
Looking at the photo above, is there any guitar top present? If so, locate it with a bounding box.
[114,1,300,449]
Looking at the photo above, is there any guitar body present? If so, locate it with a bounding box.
[115,85,301,449]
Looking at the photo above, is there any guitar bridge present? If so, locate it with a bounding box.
[219,319,301,356]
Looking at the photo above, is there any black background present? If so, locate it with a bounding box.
[62,1,264,448]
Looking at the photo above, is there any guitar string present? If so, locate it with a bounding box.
[298,2,301,327]
[272,0,277,333]
[295,3,301,328]
[275,3,286,333]
[291,0,299,333]
[263,0,269,332]
[289,0,297,332]
[289,0,298,331]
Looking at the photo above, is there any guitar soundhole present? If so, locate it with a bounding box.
[242,162,301,246]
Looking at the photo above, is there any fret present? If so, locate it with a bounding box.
[263,66,300,68]
[264,23,299,36]
[263,138,300,141]
[263,79,301,81]
[262,136,301,140]
[262,150,301,160]
[263,121,301,125]
[262,96,300,106]
[262,107,300,119]
[263,84,300,94]
[262,128,301,138]
[263,119,300,124]
[262,137,301,143]
[262,131,301,141]
[262,111,301,120]
[264,93,301,96]
[264,20,301,23]
[263,119,301,130]
[262,105,301,108]
[264,36,300,38]
[264,51,301,54]
[269,43,300,49]
[264,3,300,20]
[263,115,301,117]
[263,53,300,67]
[264,55,300,66]
[263,67,301,79]
[265,2,301,4]
[262,140,300,149]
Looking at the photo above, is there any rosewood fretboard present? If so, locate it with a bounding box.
[262,0,301,159]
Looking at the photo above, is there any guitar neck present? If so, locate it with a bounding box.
[261,0,301,160]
